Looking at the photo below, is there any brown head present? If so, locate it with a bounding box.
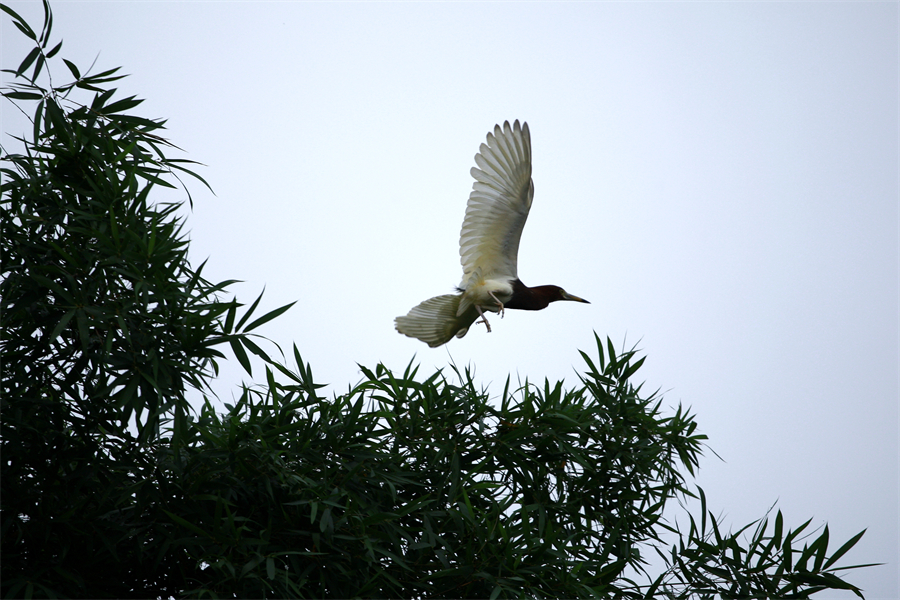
[505,279,590,311]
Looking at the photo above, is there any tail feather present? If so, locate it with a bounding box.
[395,294,477,347]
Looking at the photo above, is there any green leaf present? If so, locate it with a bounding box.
[100,95,144,115]
[16,46,41,77]
[48,310,76,342]
[163,510,210,539]
[240,556,264,578]
[230,336,252,376]
[32,97,44,142]
[241,336,272,363]
[0,4,32,37]
[45,40,62,59]
[823,529,866,571]
[62,57,80,79]
[223,300,238,334]
[38,0,53,47]
[813,525,830,572]
[623,356,646,380]
[243,301,296,333]
[235,289,265,331]
[4,91,44,100]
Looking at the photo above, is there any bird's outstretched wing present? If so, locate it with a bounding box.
[458,120,533,288]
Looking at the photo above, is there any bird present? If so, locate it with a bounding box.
[395,120,589,347]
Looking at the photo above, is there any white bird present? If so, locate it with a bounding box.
[395,120,589,347]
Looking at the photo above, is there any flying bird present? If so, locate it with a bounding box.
[395,120,589,347]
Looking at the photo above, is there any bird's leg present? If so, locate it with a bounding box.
[475,305,492,333]
[488,290,505,318]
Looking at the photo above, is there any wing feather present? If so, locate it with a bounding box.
[458,120,533,287]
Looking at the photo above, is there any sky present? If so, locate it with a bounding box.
[2,2,898,597]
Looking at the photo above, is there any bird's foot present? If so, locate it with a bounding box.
[488,290,505,318]
[475,305,492,333]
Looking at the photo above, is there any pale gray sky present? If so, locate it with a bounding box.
[3,2,898,598]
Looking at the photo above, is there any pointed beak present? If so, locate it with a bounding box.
[561,291,590,304]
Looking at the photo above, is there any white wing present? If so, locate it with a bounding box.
[458,120,533,288]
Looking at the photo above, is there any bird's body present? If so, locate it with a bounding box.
[395,120,588,347]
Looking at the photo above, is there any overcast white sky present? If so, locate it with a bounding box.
[3,2,898,597]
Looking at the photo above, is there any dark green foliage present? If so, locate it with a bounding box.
[646,487,876,599]
[1,1,291,596]
[1,2,873,597]
[147,339,702,598]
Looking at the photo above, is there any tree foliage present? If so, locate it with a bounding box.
[1,2,874,597]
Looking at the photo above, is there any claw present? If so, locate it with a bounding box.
[475,305,492,332]
[488,290,505,318]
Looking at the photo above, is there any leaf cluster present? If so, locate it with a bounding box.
[1,2,290,596]
[64,338,682,597]
[149,335,704,598]
[644,487,874,599]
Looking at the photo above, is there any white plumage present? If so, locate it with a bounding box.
[395,120,534,347]
[392,294,469,348]
[459,123,532,283]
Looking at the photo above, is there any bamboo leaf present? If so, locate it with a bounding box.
[45,40,62,59]
[16,46,41,77]
[243,301,296,333]
[235,289,265,331]
[230,337,252,376]
[4,91,44,100]
[62,57,80,79]
[823,529,866,571]
[163,510,210,539]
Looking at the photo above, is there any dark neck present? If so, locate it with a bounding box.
[504,279,561,311]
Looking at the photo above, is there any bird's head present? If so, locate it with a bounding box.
[505,281,590,311]
[555,288,590,304]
